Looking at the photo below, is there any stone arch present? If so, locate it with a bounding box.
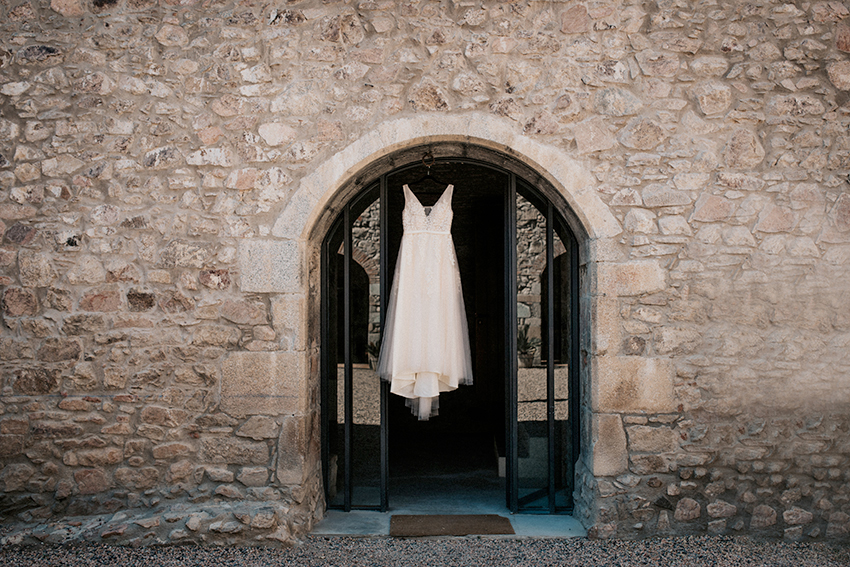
[271,112,622,245]
[243,113,626,299]
[243,112,671,529]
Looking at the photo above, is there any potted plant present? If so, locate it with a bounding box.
[517,324,540,368]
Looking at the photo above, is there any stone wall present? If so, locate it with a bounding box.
[0,0,849,546]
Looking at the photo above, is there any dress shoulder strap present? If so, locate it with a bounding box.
[438,184,454,206]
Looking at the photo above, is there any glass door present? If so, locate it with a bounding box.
[322,159,580,514]
[507,179,580,514]
[321,182,388,511]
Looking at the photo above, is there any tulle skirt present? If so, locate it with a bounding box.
[377,231,473,419]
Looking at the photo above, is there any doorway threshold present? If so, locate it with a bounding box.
[312,509,586,538]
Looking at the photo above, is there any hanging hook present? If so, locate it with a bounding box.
[422,151,435,173]
[409,151,446,188]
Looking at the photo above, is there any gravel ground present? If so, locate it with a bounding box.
[0,535,848,567]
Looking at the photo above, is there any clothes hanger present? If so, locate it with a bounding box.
[407,152,449,191]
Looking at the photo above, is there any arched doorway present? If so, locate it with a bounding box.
[320,143,584,515]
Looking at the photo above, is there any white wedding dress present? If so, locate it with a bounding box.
[377,184,473,420]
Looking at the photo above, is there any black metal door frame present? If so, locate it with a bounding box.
[321,157,581,514]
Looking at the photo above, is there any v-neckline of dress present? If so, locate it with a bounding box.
[404,184,454,217]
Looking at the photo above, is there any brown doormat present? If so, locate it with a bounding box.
[390,514,515,537]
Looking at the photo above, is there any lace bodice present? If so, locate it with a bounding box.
[402,184,454,234]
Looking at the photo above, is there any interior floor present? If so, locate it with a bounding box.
[389,387,503,513]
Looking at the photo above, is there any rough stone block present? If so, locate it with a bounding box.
[221,299,267,326]
[624,208,657,234]
[159,240,212,269]
[74,469,109,495]
[724,129,765,169]
[220,351,305,418]
[200,438,269,466]
[754,204,799,233]
[0,435,24,458]
[619,117,664,150]
[37,337,81,362]
[629,454,676,474]
[574,116,617,154]
[71,448,122,467]
[783,507,814,525]
[42,155,83,176]
[30,420,81,438]
[690,194,735,223]
[168,460,194,482]
[593,356,675,413]
[827,512,850,537]
[50,0,84,17]
[3,288,39,317]
[652,327,702,355]
[239,239,301,293]
[708,500,738,518]
[708,519,726,534]
[594,87,643,117]
[14,367,61,394]
[205,467,235,482]
[79,288,122,312]
[114,467,159,490]
[561,5,590,33]
[674,497,701,521]
[635,50,680,77]
[237,466,269,487]
[827,60,850,90]
[18,251,55,287]
[642,184,692,207]
[3,463,35,492]
[751,505,777,528]
[236,416,281,440]
[155,24,189,47]
[192,324,240,347]
[588,413,627,477]
[692,81,732,115]
[151,442,194,460]
[592,296,621,356]
[271,294,307,351]
[595,261,666,297]
[626,425,679,453]
[277,414,308,485]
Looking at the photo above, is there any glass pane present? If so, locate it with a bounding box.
[516,190,549,510]
[350,194,381,507]
[550,220,573,511]
[515,186,576,512]
[325,220,345,508]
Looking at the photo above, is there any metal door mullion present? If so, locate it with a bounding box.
[320,228,330,505]
[343,205,353,512]
[506,174,518,513]
[379,175,389,512]
[569,232,581,511]
[546,202,556,514]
